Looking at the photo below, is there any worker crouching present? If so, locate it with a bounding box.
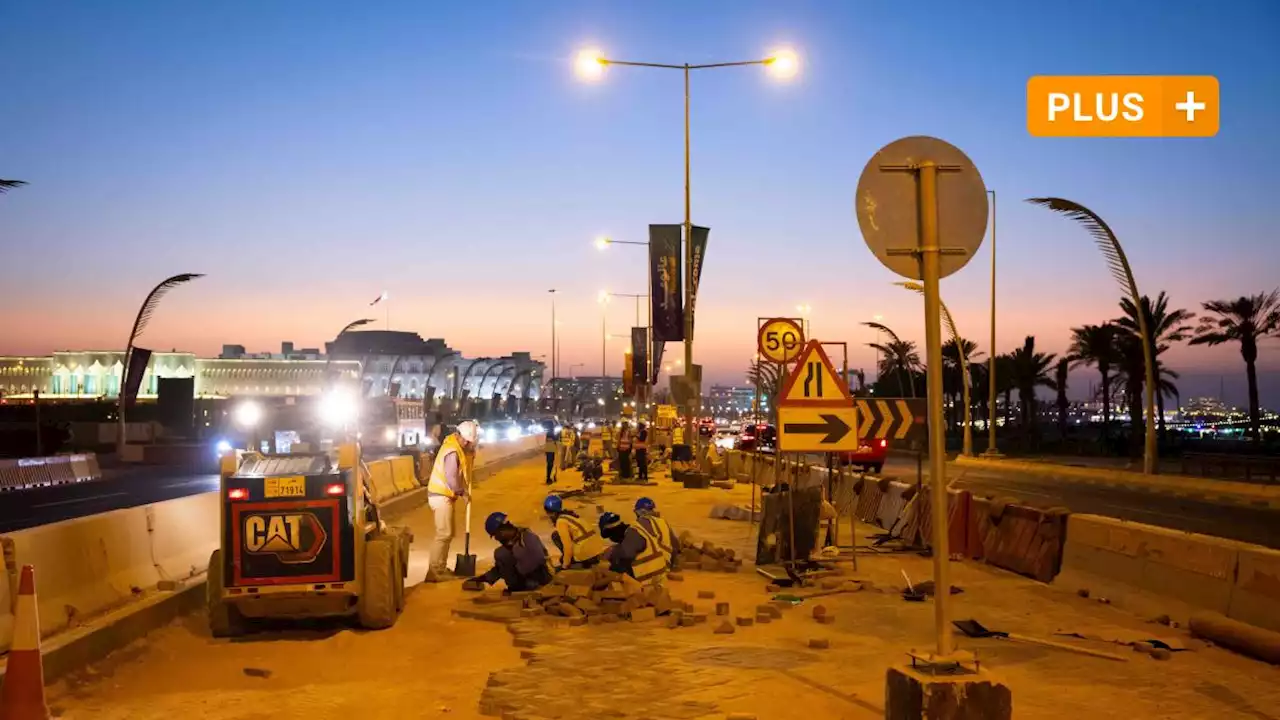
[598,511,669,586]
[633,497,681,569]
[469,512,554,592]
[544,495,608,570]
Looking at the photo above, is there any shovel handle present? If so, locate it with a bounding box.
[1004,633,1129,662]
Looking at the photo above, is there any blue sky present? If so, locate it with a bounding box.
[2,0,1278,404]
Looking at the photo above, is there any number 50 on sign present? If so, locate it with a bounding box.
[757,318,805,364]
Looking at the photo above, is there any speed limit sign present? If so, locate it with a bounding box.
[757,318,806,364]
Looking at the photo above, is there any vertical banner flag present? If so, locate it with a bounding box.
[688,225,709,338]
[122,347,152,408]
[631,327,648,390]
[649,224,684,342]
[651,333,665,385]
[423,386,436,413]
[389,380,401,398]
[623,352,635,396]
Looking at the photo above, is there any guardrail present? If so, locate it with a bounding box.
[0,454,102,492]
[1180,452,1280,483]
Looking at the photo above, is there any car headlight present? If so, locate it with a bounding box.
[215,439,232,455]
[506,427,521,441]
[553,425,563,433]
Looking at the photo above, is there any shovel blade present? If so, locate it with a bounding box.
[454,553,477,577]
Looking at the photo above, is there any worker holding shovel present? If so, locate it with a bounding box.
[424,420,480,583]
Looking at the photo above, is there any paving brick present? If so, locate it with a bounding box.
[811,604,828,619]
[817,615,835,624]
[697,590,716,599]
[736,615,755,627]
[569,615,587,627]
[755,613,772,624]
[666,614,682,629]
[808,638,830,649]
[539,584,566,599]
[557,569,596,586]
[667,572,685,582]
[513,638,537,648]
[692,613,708,624]
[631,606,657,623]
[715,602,730,616]
[520,607,542,618]
[680,615,698,627]
[714,620,736,635]
[575,598,601,615]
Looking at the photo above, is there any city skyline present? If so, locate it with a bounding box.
[3,1,1278,404]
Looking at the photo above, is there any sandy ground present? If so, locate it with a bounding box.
[48,457,1280,719]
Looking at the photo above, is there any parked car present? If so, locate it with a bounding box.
[838,437,889,473]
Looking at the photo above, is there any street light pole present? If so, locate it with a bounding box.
[578,46,799,450]
[597,237,655,410]
[549,289,557,382]
[984,189,1001,456]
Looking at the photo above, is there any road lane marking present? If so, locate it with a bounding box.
[954,481,1056,501]
[162,478,216,489]
[32,492,128,509]
[1101,503,1195,523]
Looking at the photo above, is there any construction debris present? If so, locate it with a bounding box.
[677,531,745,573]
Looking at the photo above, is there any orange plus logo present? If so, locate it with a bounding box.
[1027,76,1219,138]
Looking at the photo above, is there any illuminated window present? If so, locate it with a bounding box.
[51,376,62,394]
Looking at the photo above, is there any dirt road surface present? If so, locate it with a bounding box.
[49,457,1280,719]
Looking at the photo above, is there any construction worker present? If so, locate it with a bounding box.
[601,421,615,461]
[598,511,668,585]
[543,423,558,485]
[616,421,634,480]
[470,512,553,592]
[558,423,576,470]
[633,497,680,568]
[424,419,479,582]
[543,494,608,569]
[634,422,650,482]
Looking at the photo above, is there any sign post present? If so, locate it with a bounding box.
[856,136,988,664]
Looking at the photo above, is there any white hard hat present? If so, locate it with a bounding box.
[456,420,479,444]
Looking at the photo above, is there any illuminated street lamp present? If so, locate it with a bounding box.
[575,44,799,447]
[796,303,813,336]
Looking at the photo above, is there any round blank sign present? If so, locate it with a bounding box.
[855,136,989,280]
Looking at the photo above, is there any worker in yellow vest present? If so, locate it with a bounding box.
[543,424,558,486]
[598,511,668,585]
[544,494,608,569]
[616,421,634,480]
[558,425,576,470]
[424,420,479,582]
[634,497,681,568]
[672,424,685,447]
[601,422,615,460]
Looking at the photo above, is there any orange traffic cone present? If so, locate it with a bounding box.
[0,565,49,720]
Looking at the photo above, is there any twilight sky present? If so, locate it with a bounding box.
[2,1,1278,405]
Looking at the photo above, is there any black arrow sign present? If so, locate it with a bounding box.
[783,413,853,444]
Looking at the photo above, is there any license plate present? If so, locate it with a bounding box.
[264,476,306,498]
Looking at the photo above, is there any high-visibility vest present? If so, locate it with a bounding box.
[673,427,685,444]
[629,525,668,585]
[427,434,471,498]
[602,426,614,442]
[555,515,607,564]
[617,430,633,451]
[639,514,674,560]
[634,430,648,450]
[560,429,575,447]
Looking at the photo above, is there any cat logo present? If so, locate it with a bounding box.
[244,512,327,564]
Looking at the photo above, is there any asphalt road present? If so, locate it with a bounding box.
[878,455,1280,550]
[0,466,219,533]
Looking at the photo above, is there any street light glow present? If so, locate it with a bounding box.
[574,48,607,81]
[595,236,611,251]
[233,401,262,429]
[765,48,800,79]
[598,290,611,304]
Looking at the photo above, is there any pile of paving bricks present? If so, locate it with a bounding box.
[474,566,692,626]
[676,531,746,573]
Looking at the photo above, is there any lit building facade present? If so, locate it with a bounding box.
[1,331,543,405]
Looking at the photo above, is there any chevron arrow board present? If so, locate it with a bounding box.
[855,398,928,441]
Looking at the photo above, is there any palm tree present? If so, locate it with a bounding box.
[864,321,922,396]
[995,353,1017,428]
[1189,290,1280,441]
[1115,330,1147,457]
[746,361,785,423]
[1115,292,1194,440]
[117,273,204,454]
[942,338,982,434]
[1009,336,1057,436]
[1068,323,1122,444]
[0,179,27,193]
[1028,197,1157,473]
[1054,357,1070,441]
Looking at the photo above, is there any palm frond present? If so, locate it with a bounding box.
[128,273,204,344]
[1026,198,1143,311]
[340,318,375,335]
[861,321,903,345]
[894,280,970,393]
[0,179,27,193]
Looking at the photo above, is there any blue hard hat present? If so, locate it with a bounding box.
[599,511,623,533]
[484,511,509,537]
[634,497,656,514]
[543,494,563,514]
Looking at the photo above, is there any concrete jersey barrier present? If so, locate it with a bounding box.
[0,434,546,654]
[1056,514,1280,633]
